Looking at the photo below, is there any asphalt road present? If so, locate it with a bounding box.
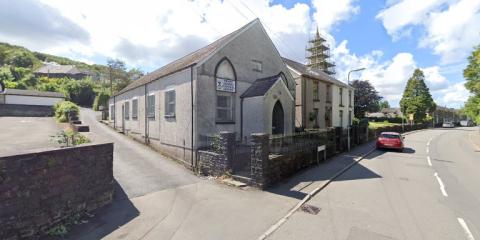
[80,108,199,199]
[270,127,480,240]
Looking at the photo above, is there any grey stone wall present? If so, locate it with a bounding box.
[0,143,114,239]
[0,104,54,117]
[197,132,235,176]
[250,133,269,188]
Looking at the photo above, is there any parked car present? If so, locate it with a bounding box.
[376,132,404,151]
[442,122,455,128]
[460,120,475,127]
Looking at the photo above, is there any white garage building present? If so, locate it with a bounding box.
[0,89,65,106]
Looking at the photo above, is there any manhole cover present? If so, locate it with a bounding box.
[299,204,321,215]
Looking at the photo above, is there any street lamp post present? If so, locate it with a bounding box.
[347,68,366,151]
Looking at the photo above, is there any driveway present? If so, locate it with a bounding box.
[0,116,59,155]
[67,108,299,240]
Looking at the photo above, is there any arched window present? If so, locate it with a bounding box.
[215,58,236,122]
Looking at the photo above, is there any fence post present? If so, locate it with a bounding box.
[219,131,235,173]
[250,133,269,188]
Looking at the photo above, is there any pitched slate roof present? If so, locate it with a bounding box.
[35,64,83,75]
[282,57,353,89]
[2,88,65,98]
[115,19,260,96]
[240,73,282,98]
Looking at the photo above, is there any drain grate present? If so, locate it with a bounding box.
[299,204,321,215]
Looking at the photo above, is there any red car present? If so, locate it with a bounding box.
[376,132,404,151]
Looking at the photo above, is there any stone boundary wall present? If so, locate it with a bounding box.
[197,132,235,177]
[250,124,430,189]
[0,104,54,117]
[0,143,114,239]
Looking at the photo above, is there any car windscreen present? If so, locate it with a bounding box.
[380,134,400,139]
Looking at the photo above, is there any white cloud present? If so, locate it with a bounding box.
[312,0,360,32]
[23,0,311,69]
[0,0,90,50]
[332,41,457,107]
[376,0,480,64]
[434,81,471,107]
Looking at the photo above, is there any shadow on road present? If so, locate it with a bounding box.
[268,148,385,200]
[62,180,139,240]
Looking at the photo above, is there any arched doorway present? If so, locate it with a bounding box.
[272,101,284,135]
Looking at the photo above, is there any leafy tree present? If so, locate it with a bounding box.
[107,59,133,93]
[463,45,480,123]
[351,80,382,118]
[62,78,96,106]
[463,96,480,124]
[6,51,35,68]
[93,90,110,111]
[400,69,436,123]
[464,45,480,95]
[378,100,390,110]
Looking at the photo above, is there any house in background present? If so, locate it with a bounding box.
[34,63,90,80]
[109,19,296,166]
[283,57,354,129]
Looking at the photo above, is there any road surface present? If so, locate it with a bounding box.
[269,127,480,240]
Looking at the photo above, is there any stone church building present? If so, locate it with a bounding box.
[109,19,295,166]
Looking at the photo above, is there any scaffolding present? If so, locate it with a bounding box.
[306,29,336,75]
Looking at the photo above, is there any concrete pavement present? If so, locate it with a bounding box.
[269,127,480,240]
[0,116,60,155]
[66,109,378,240]
[67,109,299,240]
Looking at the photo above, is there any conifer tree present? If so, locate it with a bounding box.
[400,69,436,123]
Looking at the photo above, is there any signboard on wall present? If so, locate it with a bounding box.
[216,78,236,92]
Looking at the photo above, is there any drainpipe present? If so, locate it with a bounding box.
[144,83,149,144]
[113,95,116,129]
[190,65,195,170]
[240,98,244,140]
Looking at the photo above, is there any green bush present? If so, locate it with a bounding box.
[63,78,96,106]
[93,91,110,111]
[50,130,90,147]
[54,101,79,122]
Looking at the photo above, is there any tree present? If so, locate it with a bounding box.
[400,69,436,123]
[464,45,480,95]
[62,78,96,106]
[463,45,480,123]
[378,100,390,110]
[351,80,382,118]
[107,58,132,94]
[7,52,35,68]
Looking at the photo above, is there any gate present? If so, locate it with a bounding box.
[231,142,251,177]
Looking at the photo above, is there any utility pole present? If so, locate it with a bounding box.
[347,67,365,151]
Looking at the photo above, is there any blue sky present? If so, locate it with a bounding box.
[0,0,478,108]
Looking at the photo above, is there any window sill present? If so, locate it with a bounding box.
[339,105,345,107]
[164,115,176,118]
[132,117,138,120]
[313,99,320,102]
[216,121,235,124]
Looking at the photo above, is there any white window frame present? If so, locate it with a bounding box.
[164,89,175,117]
[147,93,155,119]
[216,93,234,122]
[339,110,344,128]
[110,104,115,120]
[124,101,130,120]
[339,88,343,106]
[132,98,138,120]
